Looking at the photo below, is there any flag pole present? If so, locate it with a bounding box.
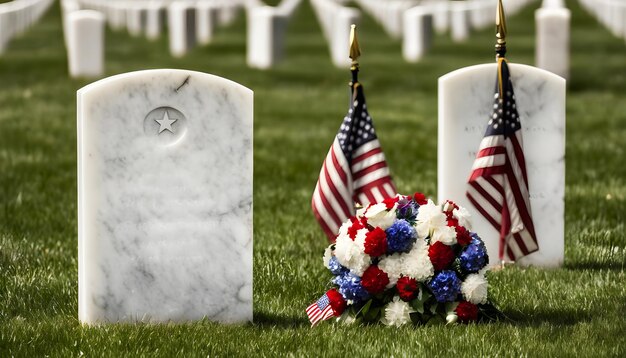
[495,0,508,102]
[495,0,507,60]
[349,24,361,87]
[496,0,508,270]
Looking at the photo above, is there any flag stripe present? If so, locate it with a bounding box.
[470,178,503,212]
[466,187,502,225]
[312,187,339,236]
[317,178,344,228]
[331,140,351,184]
[311,199,336,238]
[351,148,383,171]
[322,163,352,218]
[352,139,380,158]
[353,167,390,189]
[353,161,389,180]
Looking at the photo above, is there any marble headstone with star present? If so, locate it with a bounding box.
[438,63,565,267]
[77,69,253,324]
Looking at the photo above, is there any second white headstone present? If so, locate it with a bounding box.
[438,63,565,267]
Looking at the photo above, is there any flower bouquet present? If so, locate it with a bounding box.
[306,193,500,326]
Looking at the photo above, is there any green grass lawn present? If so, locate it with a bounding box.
[1,0,625,356]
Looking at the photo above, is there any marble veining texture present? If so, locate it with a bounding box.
[438,63,565,267]
[78,69,253,324]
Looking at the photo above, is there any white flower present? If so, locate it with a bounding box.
[414,200,446,239]
[431,225,457,245]
[323,245,333,268]
[334,228,371,276]
[453,206,472,230]
[461,272,489,304]
[446,313,459,324]
[354,228,368,248]
[336,220,352,239]
[377,239,434,285]
[378,253,404,286]
[401,239,434,282]
[381,296,414,327]
[365,203,396,229]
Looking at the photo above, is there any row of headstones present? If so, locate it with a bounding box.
[309,0,360,67]
[61,0,303,76]
[535,0,570,79]
[0,0,54,55]
[578,0,626,42]
[76,60,564,324]
[64,0,245,53]
[309,0,535,67]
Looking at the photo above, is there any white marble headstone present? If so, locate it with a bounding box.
[331,8,360,68]
[196,2,218,45]
[77,69,253,324]
[67,10,105,78]
[535,7,570,79]
[145,2,165,40]
[450,2,470,42]
[403,7,433,63]
[438,63,565,267]
[247,6,288,70]
[168,2,196,57]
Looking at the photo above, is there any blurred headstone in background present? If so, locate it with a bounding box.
[67,10,105,78]
[536,0,571,79]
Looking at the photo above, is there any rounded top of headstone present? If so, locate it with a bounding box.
[438,63,566,85]
[77,69,253,99]
[67,10,105,22]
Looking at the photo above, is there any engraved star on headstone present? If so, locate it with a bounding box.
[155,110,177,134]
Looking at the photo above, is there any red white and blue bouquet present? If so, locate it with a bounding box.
[307,193,500,326]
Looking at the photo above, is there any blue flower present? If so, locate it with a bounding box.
[459,239,489,273]
[396,197,420,222]
[334,272,370,302]
[385,219,416,253]
[428,270,461,302]
[328,256,347,276]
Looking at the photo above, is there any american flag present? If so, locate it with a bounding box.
[306,292,335,326]
[466,59,538,261]
[312,81,397,239]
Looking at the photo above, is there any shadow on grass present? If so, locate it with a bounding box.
[253,312,309,329]
[564,261,625,272]
[502,307,592,327]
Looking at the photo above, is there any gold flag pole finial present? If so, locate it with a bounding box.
[495,0,507,59]
[349,24,361,71]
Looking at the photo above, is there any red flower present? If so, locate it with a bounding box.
[364,227,387,257]
[396,276,419,301]
[382,196,399,209]
[455,225,472,246]
[361,266,389,294]
[347,217,365,240]
[428,241,455,270]
[326,288,347,316]
[455,301,479,322]
[413,192,428,205]
[447,218,458,227]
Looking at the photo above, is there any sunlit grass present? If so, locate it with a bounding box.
[0,0,624,356]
